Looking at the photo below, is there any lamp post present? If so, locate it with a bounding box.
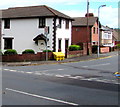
[97,5,106,57]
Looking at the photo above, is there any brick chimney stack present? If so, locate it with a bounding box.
[85,13,94,17]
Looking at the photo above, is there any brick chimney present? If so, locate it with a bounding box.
[85,13,94,17]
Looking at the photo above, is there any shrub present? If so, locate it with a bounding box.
[92,45,98,53]
[69,45,81,51]
[0,50,3,55]
[116,44,120,49]
[43,50,52,52]
[4,49,17,55]
[22,49,35,54]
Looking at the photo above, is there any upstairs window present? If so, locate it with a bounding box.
[4,19,10,29]
[39,18,45,28]
[97,28,98,34]
[59,18,62,28]
[58,39,62,51]
[65,20,69,29]
[93,27,95,34]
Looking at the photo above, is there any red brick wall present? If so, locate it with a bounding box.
[66,43,88,58]
[72,26,91,45]
[2,52,53,62]
[91,22,98,45]
[67,50,84,58]
[100,47,110,53]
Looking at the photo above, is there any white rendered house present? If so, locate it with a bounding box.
[100,25,114,47]
[1,5,73,53]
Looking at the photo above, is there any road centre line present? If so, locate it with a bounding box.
[6,88,79,106]
[82,63,110,68]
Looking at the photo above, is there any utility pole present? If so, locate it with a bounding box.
[86,0,89,55]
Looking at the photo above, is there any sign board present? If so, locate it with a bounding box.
[44,26,49,35]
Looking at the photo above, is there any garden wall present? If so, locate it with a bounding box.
[67,50,84,58]
[100,47,110,53]
[2,52,53,62]
[2,43,88,62]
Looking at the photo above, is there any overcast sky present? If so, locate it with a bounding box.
[0,0,119,28]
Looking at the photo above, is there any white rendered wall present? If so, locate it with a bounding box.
[56,18,72,53]
[2,18,54,53]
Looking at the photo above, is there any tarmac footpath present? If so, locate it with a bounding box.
[2,51,118,66]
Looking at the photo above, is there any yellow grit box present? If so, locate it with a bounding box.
[53,52,65,61]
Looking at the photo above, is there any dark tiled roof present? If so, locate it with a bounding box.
[113,29,119,40]
[2,5,72,19]
[72,17,98,26]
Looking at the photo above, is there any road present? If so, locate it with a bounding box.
[2,55,119,106]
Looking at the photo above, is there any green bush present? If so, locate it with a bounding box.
[0,50,3,55]
[22,49,35,54]
[43,50,52,52]
[116,44,120,49]
[92,45,98,53]
[4,49,17,55]
[69,45,81,51]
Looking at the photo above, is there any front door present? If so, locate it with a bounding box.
[65,39,69,58]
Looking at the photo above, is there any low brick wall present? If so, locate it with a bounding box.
[2,52,53,62]
[100,47,110,53]
[67,50,84,58]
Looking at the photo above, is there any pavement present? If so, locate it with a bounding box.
[2,51,118,66]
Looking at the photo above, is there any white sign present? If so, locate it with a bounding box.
[44,26,49,35]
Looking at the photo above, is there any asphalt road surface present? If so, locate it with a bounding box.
[2,55,119,106]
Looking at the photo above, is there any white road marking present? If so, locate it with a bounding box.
[68,76,78,79]
[6,88,79,106]
[3,68,118,84]
[26,72,33,74]
[55,75,64,78]
[63,75,71,77]
[82,63,110,68]
[74,76,85,79]
[9,70,17,72]
[19,71,25,73]
[82,66,88,68]
[34,73,42,75]
[3,69,10,71]
[57,69,64,71]
[43,73,53,76]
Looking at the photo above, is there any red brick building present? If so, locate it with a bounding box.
[72,13,100,54]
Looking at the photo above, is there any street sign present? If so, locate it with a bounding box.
[44,26,49,35]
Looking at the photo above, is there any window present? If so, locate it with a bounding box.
[39,18,45,28]
[97,28,98,34]
[4,38,13,49]
[58,39,62,50]
[65,20,69,29]
[4,19,10,29]
[65,39,69,49]
[93,27,95,34]
[59,18,62,28]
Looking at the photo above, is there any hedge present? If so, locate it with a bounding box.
[22,49,35,54]
[69,45,81,51]
[43,50,52,52]
[4,49,18,55]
